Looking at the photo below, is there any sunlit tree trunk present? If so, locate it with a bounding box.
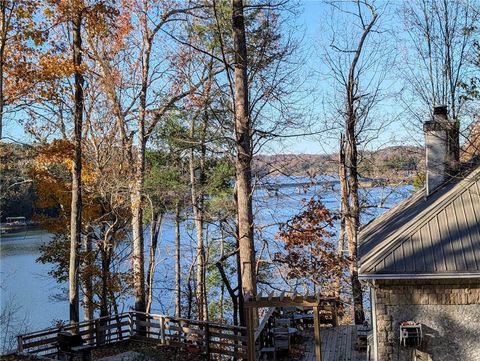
[219,221,225,322]
[69,9,84,328]
[130,165,146,313]
[0,2,6,140]
[345,124,364,324]
[186,262,195,319]
[83,227,94,339]
[175,202,181,318]
[336,134,348,299]
[130,19,153,314]
[189,114,207,320]
[339,2,377,325]
[146,212,163,313]
[345,43,367,325]
[99,247,111,318]
[232,0,256,323]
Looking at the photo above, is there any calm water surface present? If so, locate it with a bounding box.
[0,180,412,339]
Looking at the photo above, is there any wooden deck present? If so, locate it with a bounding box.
[302,325,367,361]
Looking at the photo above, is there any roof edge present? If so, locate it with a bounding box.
[359,165,480,272]
[359,272,480,280]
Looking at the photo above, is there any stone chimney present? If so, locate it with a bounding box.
[423,105,459,195]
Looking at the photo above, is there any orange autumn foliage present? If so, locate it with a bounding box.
[275,198,347,293]
[2,0,47,105]
[31,140,100,234]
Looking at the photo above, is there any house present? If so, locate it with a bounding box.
[358,106,480,361]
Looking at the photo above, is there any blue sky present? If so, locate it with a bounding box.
[4,0,428,154]
[262,0,423,154]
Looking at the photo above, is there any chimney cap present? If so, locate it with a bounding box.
[433,105,448,115]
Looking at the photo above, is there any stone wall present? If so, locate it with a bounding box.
[373,279,480,361]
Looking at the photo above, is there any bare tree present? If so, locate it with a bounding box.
[399,0,480,122]
[321,0,393,324]
[189,109,208,320]
[84,1,210,314]
[0,294,28,353]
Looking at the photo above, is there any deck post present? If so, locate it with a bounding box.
[95,318,105,346]
[159,316,166,344]
[128,312,134,337]
[205,323,211,359]
[313,306,322,361]
[17,335,23,353]
[246,308,256,361]
[332,300,338,327]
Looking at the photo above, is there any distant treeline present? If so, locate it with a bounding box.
[254,146,425,180]
[1,143,424,221]
[0,143,36,222]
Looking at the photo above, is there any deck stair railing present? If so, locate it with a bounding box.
[16,311,247,360]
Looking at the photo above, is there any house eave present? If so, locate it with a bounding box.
[359,272,480,280]
[358,165,480,274]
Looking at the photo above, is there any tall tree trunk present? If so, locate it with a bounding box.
[236,223,245,326]
[100,247,111,318]
[345,96,364,324]
[219,221,225,322]
[189,117,206,320]
[146,212,163,313]
[232,0,256,318]
[130,172,146,313]
[98,243,111,346]
[342,6,377,325]
[69,10,84,328]
[200,114,208,321]
[216,260,239,327]
[130,29,152,313]
[175,202,182,318]
[186,262,195,320]
[0,2,6,140]
[336,134,348,299]
[83,227,94,340]
[345,126,364,324]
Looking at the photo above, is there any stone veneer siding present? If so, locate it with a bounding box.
[373,279,480,361]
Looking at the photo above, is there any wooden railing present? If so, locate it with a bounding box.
[131,312,247,359]
[16,313,130,356]
[16,311,247,360]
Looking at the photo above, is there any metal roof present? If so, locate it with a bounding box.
[358,164,480,279]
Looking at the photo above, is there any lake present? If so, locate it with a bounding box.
[0,179,413,346]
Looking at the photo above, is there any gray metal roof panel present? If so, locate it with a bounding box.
[359,164,480,278]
